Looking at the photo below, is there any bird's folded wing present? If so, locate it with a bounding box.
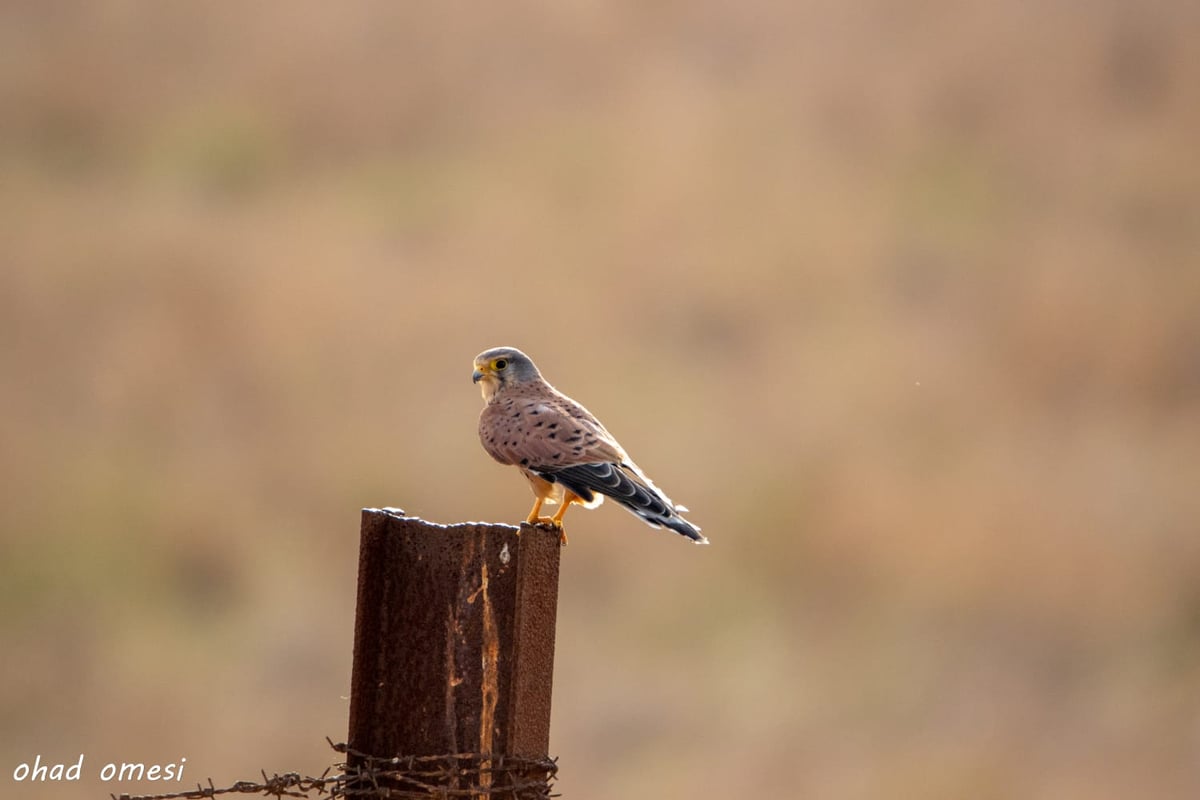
[483,400,625,469]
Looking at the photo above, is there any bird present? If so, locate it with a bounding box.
[472,346,706,545]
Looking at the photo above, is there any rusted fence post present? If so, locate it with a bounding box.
[345,508,561,797]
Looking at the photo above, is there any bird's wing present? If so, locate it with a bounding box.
[479,390,625,470]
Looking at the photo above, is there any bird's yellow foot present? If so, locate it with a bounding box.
[524,497,542,525]
[548,495,574,546]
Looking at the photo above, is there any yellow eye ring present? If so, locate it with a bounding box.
[494,359,508,370]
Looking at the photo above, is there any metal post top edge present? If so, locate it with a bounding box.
[361,508,523,532]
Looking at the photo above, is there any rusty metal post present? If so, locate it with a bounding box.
[346,508,561,794]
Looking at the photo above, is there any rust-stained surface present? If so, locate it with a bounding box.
[476,560,499,796]
[347,509,561,771]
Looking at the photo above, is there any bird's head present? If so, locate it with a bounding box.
[472,346,542,402]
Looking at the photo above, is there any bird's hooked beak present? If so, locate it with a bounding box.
[472,362,493,384]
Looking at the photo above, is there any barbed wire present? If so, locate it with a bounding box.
[111,739,558,800]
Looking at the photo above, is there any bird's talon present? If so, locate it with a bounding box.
[519,517,566,544]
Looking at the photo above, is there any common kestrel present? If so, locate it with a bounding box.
[472,346,706,545]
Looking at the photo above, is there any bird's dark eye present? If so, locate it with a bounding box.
[494,359,508,370]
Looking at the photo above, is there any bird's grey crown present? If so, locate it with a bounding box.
[476,346,542,382]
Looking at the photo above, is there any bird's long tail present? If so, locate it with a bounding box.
[536,461,708,544]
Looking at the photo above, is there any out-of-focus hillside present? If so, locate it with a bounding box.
[2,2,1198,799]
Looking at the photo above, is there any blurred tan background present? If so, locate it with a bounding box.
[2,2,1199,798]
